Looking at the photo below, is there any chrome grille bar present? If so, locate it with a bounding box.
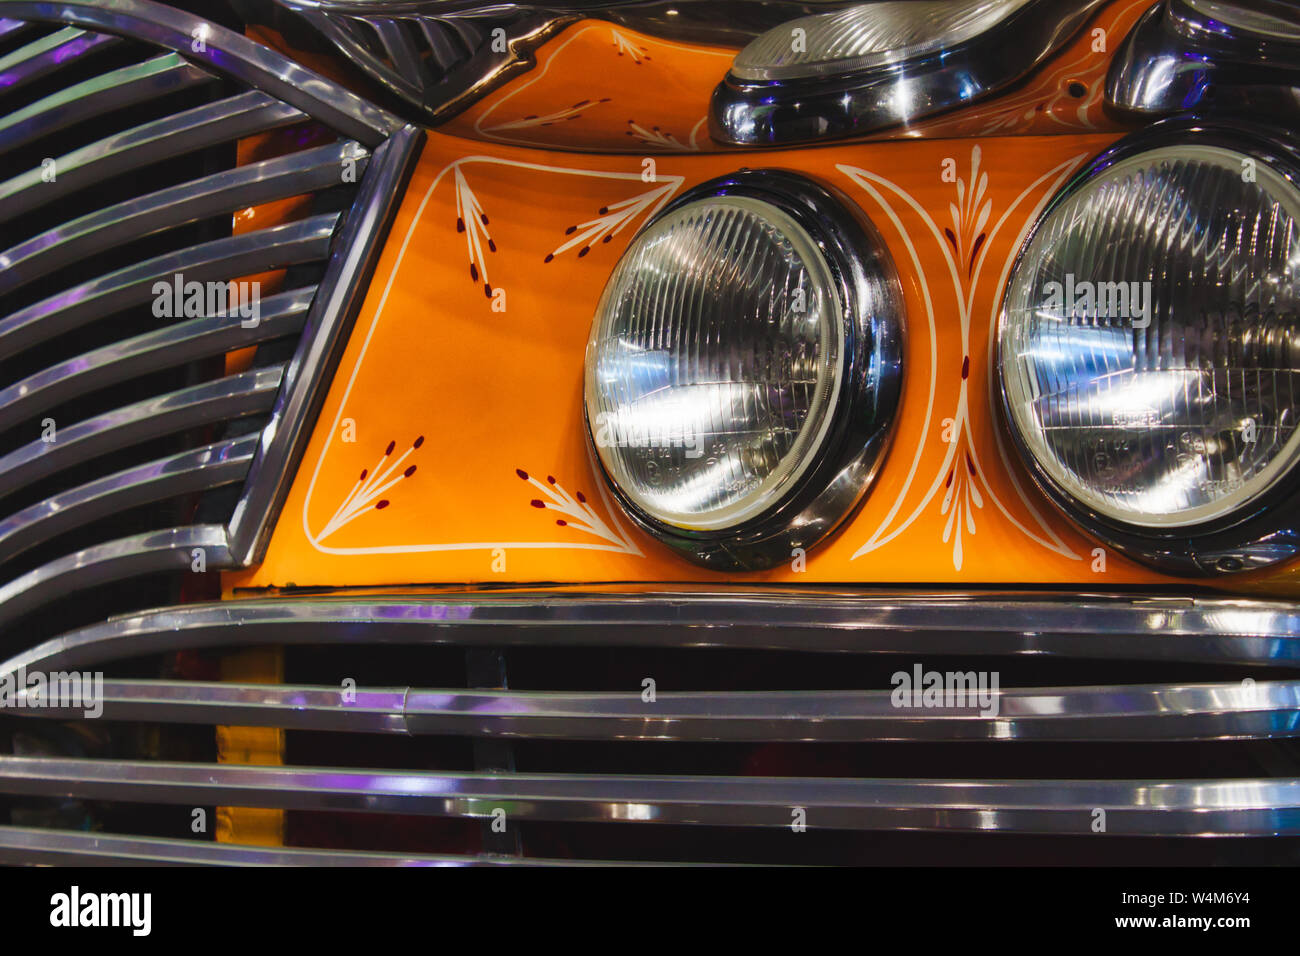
[0,525,233,629]
[3,0,400,144]
[0,826,654,866]
[0,365,285,504]
[0,52,216,158]
[0,214,338,360]
[1,757,1295,835]
[8,677,1299,742]
[0,288,315,432]
[0,26,121,97]
[0,142,363,297]
[0,90,306,225]
[0,435,259,566]
[7,593,1294,678]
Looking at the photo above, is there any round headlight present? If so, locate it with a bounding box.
[999,122,1300,572]
[585,171,902,570]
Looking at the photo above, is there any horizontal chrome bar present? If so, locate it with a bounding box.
[0,526,232,630]
[0,90,306,226]
[8,592,1298,679]
[0,214,338,360]
[0,26,120,97]
[0,826,659,866]
[1,756,1295,835]
[0,287,314,432]
[0,52,215,159]
[0,435,258,566]
[0,365,284,504]
[8,677,1300,742]
[3,0,401,144]
[0,140,364,296]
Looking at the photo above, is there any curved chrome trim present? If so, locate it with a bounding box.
[0,365,284,506]
[0,213,338,361]
[1106,0,1300,121]
[12,677,1300,743]
[226,125,424,566]
[0,53,216,159]
[0,25,120,97]
[0,526,233,630]
[1,0,401,144]
[280,3,570,125]
[0,826,667,866]
[1,756,1296,835]
[0,142,367,298]
[586,170,904,571]
[994,118,1300,576]
[711,0,1106,145]
[0,288,314,433]
[0,91,307,227]
[7,593,1299,677]
[0,436,259,567]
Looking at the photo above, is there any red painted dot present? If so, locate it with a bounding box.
[565,225,577,235]
[547,476,556,484]
[470,263,479,281]
[404,465,417,478]
[375,499,390,510]
[556,519,567,526]
[359,469,368,480]
[576,491,587,503]
[961,355,970,379]
[530,499,545,508]
[385,441,395,456]
[414,436,425,449]
[516,469,529,480]
[488,239,496,252]
[456,217,465,233]
[945,470,954,489]
[484,283,492,298]
[543,253,554,263]
[578,247,589,258]
[480,213,489,225]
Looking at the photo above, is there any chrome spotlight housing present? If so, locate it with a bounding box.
[998,119,1300,575]
[584,171,903,570]
[711,0,1106,146]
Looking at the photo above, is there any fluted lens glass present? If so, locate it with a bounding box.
[1001,145,1300,528]
[731,0,1032,81]
[585,196,844,531]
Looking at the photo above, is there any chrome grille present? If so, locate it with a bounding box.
[3,592,1300,865]
[277,1,563,123]
[0,1,421,641]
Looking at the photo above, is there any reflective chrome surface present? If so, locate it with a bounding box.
[1,755,1297,835]
[8,592,1300,675]
[0,826,674,866]
[586,171,903,570]
[0,0,420,637]
[998,119,1300,576]
[1106,0,1300,122]
[712,0,1105,144]
[9,676,1300,742]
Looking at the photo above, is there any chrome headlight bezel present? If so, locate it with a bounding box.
[996,118,1300,576]
[584,170,904,571]
[710,0,1106,146]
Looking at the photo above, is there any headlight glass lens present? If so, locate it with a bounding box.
[585,196,844,532]
[1000,144,1300,529]
[731,0,1032,82]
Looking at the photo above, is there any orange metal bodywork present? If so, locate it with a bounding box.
[225,0,1300,596]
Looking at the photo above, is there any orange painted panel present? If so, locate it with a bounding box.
[436,0,1154,154]
[226,123,1300,593]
